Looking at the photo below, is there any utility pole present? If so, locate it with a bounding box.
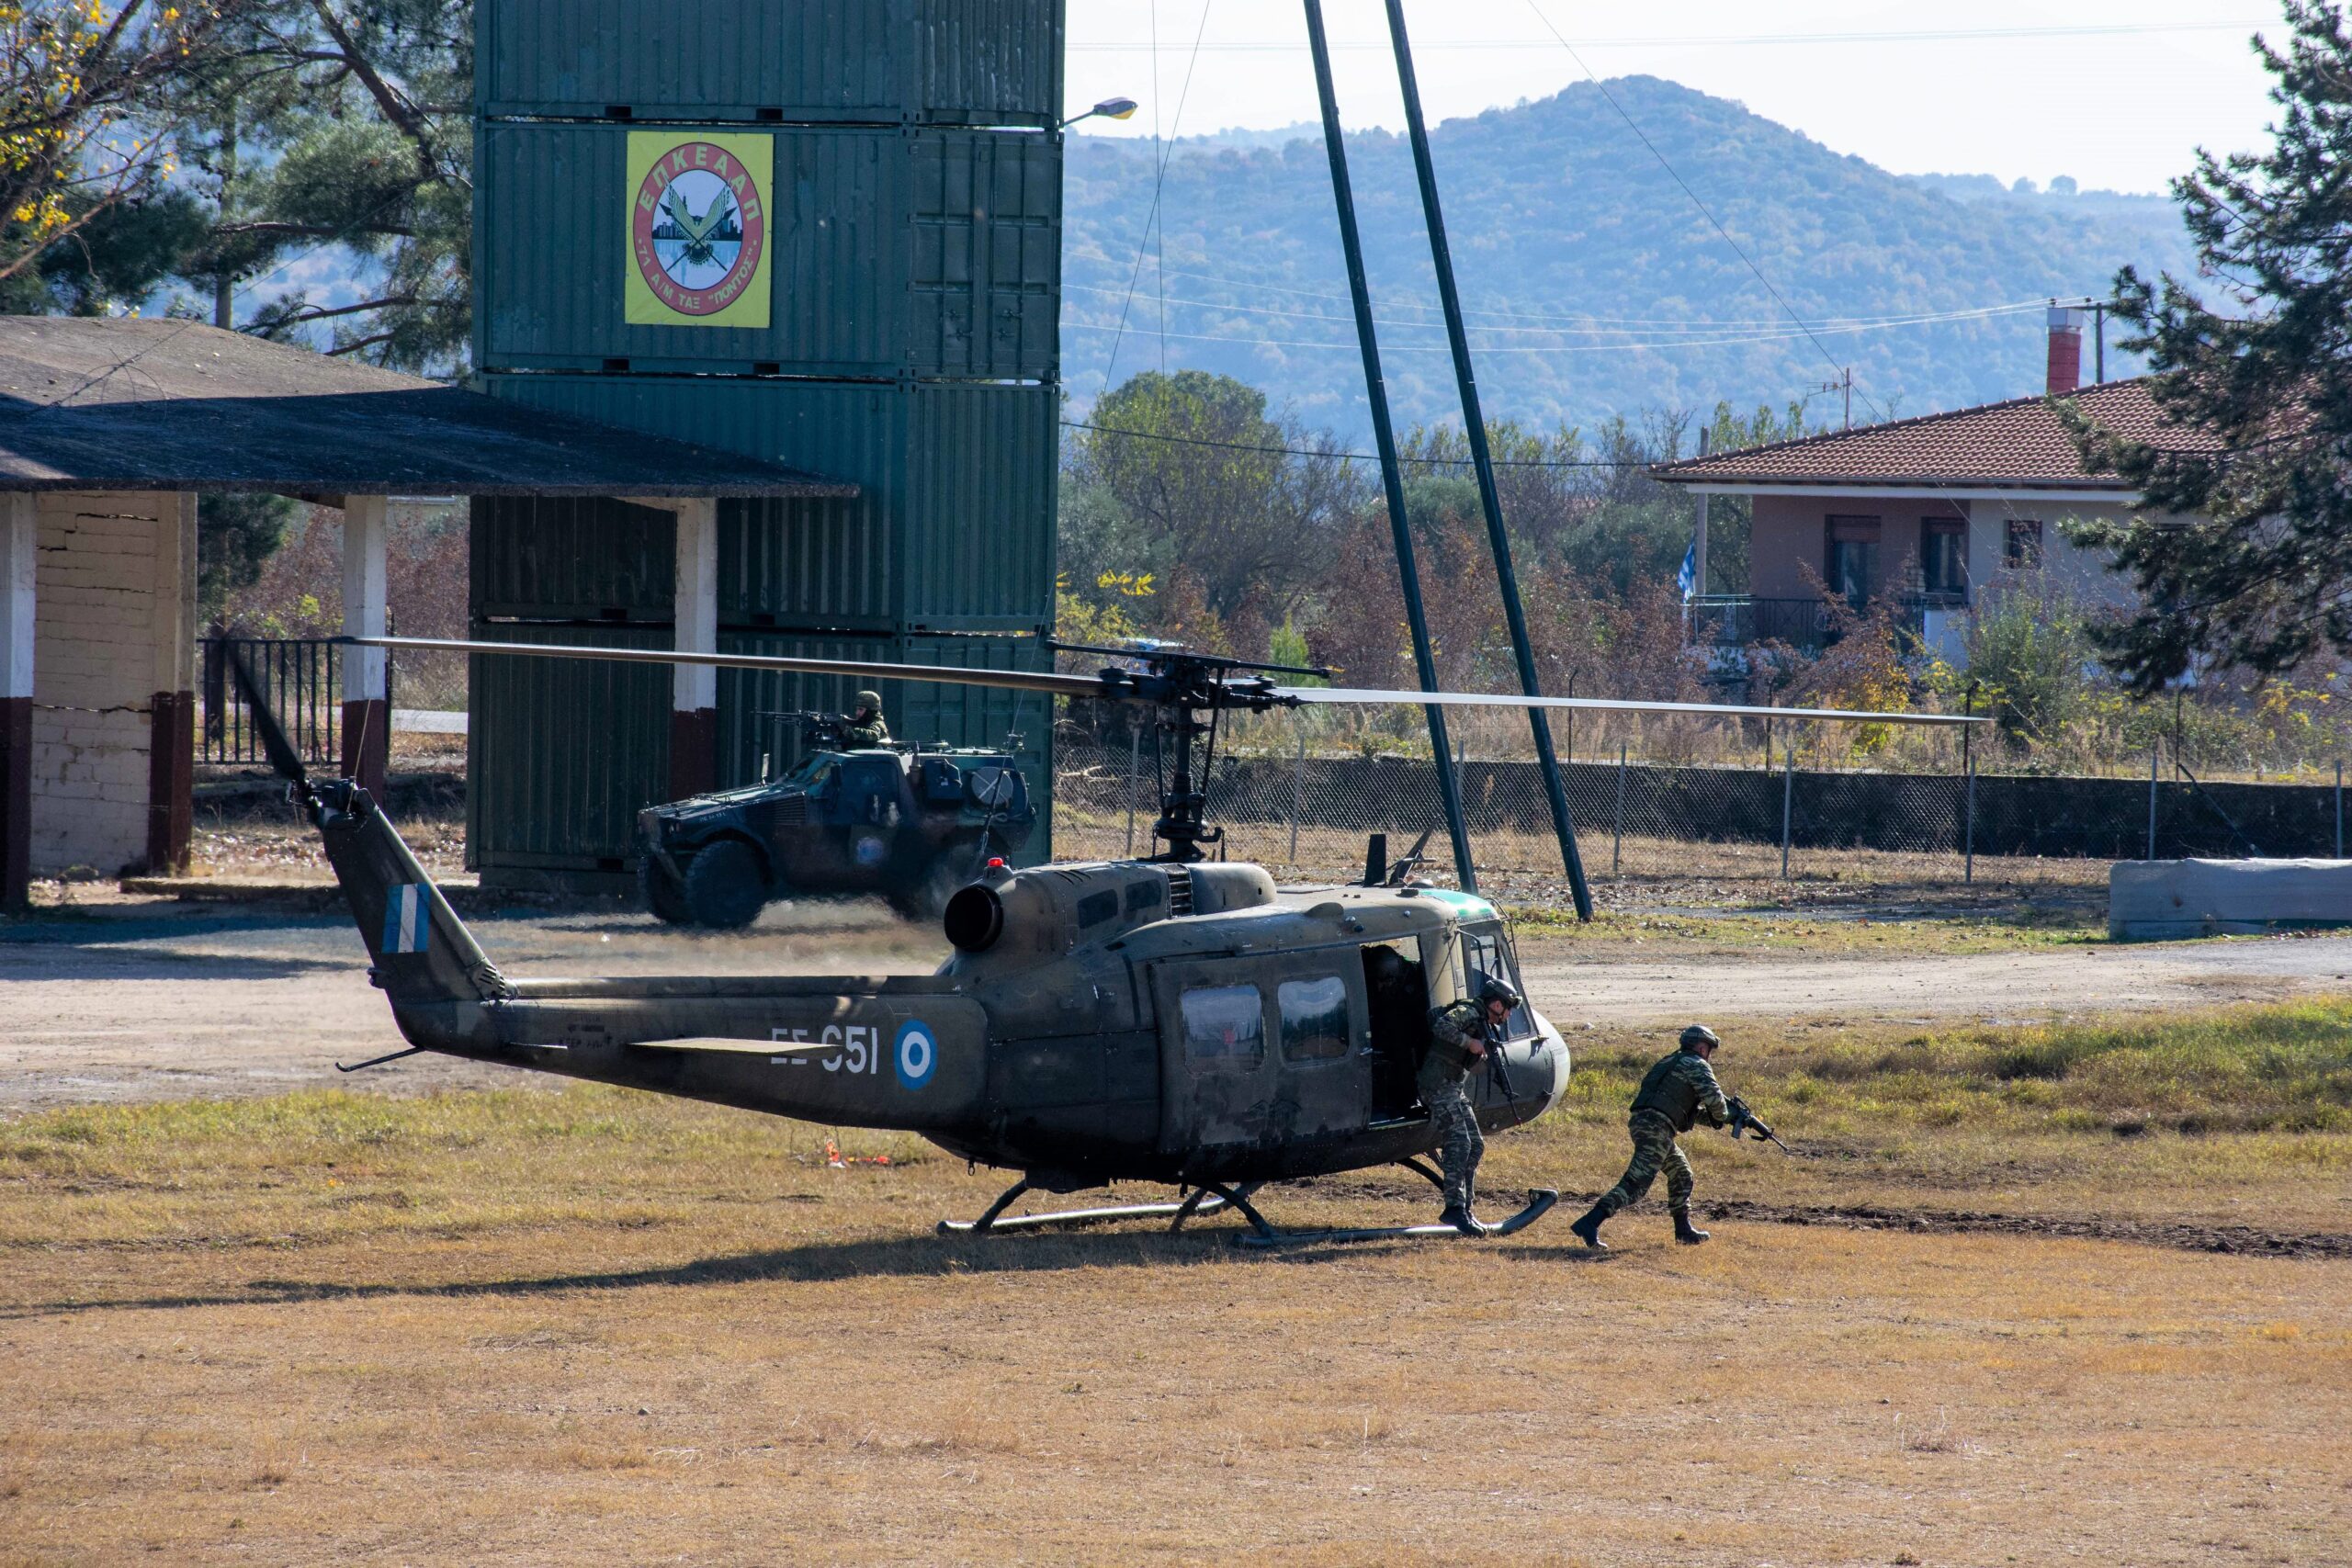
[1303,0,1477,894]
[1379,0,1590,919]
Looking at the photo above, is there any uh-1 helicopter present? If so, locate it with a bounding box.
[237,637,1975,1246]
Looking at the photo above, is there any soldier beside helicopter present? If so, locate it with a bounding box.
[1420,976,1524,1236]
[1569,1023,1773,1249]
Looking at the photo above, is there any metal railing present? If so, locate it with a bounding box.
[1688,594,1950,652]
[199,636,390,766]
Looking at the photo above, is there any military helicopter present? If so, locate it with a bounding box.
[241,638,1973,1245]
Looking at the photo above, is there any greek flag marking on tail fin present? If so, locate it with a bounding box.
[383,884,431,955]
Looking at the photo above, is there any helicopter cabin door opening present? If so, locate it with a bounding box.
[1152,954,1373,1171]
[1360,939,1430,1122]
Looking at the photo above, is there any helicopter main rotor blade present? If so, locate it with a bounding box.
[1278,686,1984,727]
[348,636,1103,700]
[354,636,1981,728]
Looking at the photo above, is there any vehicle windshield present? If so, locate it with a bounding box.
[782,755,837,790]
[1459,922,1533,1040]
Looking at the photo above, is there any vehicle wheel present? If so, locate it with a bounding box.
[637,854,692,925]
[889,845,978,923]
[682,840,768,930]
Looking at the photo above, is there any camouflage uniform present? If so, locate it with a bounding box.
[1419,998,1491,1212]
[1589,1046,1730,1221]
[843,691,892,750]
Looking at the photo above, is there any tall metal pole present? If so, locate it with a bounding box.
[1380,0,1589,919]
[1305,0,1477,894]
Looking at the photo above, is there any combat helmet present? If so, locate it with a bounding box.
[854,689,882,713]
[1679,1023,1720,1051]
[1477,976,1523,1011]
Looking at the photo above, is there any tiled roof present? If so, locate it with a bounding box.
[1651,378,2225,491]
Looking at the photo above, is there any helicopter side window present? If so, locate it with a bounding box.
[1459,924,1533,1040]
[1180,985,1265,1069]
[1276,976,1350,1064]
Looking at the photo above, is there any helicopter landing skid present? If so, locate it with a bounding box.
[938,1179,1270,1238]
[1236,1188,1561,1249]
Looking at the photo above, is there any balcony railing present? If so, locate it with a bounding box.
[1687,594,1957,654]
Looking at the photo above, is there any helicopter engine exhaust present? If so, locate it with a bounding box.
[944,884,1004,952]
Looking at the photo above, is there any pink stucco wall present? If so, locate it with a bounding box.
[1747,493,1972,601]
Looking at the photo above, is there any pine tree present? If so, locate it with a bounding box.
[2062,1,2352,693]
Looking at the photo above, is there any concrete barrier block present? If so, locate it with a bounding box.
[2109,858,2352,940]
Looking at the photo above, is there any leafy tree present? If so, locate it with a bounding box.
[1067,370,1363,636]
[198,490,297,622]
[0,1,250,288]
[4,0,471,368]
[2062,1,2352,693]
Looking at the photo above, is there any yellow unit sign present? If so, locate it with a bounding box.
[624,130,774,329]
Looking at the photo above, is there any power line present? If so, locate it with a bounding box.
[1140,266,2058,330]
[1064,314,2037,355]
[1099,0,1215,393]
[1066,19,2269,52]
[1062,418,1645,468]
[1063,280,2052,339]
[1519,0,1896,425]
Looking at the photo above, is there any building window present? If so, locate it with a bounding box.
[1922,518,1968,600]
[2006,518,2044,570]
[1277,976,1351,1064]
[1181,984,1264,1067]
[1826,515,1881,609]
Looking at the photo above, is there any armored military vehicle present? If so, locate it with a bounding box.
[636,714,1035,929]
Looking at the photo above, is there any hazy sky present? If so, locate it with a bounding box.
[1064,1,2282,195]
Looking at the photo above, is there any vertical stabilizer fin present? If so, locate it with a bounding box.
[226,649,510,1006]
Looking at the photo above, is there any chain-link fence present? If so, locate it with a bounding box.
[1050,710,2352,898]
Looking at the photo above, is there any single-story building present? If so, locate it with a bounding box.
[1652,307,2222,655]
[0,315,853,908]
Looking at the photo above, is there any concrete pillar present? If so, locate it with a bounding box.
[667,498,718,801]
[0,492,31,908]
[144,491,196,874]
[341,494,389,798]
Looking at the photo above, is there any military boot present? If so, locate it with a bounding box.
[1439,1204,1490,1237]
[1569,1201,1610,1250]
[1672,1207,1711,1245]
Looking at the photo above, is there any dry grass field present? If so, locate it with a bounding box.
[4,1001,2349,1565]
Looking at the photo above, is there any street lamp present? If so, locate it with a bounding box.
[1060,96,1138,130]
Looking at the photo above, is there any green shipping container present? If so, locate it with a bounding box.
[478,0,1065,129]
[475,121,1059,380]
[479,374,1055,634]
[467,621,673,887]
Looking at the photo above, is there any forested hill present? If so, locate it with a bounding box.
[1061,76,2199,437]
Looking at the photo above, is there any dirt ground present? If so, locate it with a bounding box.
[6,844,2351,1564]
[1,1093,2345,1568]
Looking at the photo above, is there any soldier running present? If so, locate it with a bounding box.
[843,691,891,749]
[1422,977,1521,1236]
[1570,1023,1770,1249]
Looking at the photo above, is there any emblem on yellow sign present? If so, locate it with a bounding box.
[625,130,773,328]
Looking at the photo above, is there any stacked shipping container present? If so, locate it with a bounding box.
[469,0,1063,886]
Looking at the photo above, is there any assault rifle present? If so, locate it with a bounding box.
[1726,1094,1791,1155]
[1485,1017,1518,1104]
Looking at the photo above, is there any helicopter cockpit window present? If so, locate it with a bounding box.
[1459,924,1533,1040]
[1181,985,1265,1068]
[1276,976,1350,1064]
